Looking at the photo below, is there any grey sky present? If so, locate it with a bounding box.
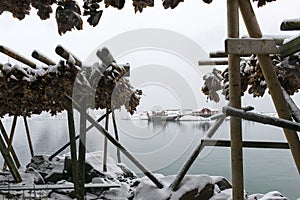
[0,0,300,112]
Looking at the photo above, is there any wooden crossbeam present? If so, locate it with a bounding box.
[280,18,300,31]
[241,35,290,45]
[198,60,228,66]
[0,45,37,68]
[0,183,120,191]
[209,50,251,58]
[55,45,82,66]
[225,38,279,55]
[278,34,300,58]
[32,50,56,66]
[202,139,289,149]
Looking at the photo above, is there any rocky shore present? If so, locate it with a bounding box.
[0,152,293,200]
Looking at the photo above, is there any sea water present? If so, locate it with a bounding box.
[0,114,299,199]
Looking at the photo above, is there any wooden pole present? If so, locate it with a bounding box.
[282,89,300,122]
[49,111,111,161]
[0,45,36,68]
[66,106,78,195]
[55,45,82,66]
[68,96,164,189]
[0,120,21,168]
[198,60,229,66]
[228,0,244,199]
[223,106,300,131]
[3,115,18,171]
[169,115,226,191]
[96,47,115,67]
[239,0,300,174]
[112,110,121,163]
[0,133,22,183]
[31,50,56,66]
[23,116,34,157]
[77,95,87,200]
[280,18,300,31]
[103,109,109,172]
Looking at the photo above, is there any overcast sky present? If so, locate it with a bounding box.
[0,0,300,112]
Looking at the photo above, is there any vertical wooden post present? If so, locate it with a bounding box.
[112,110,121,163]
[103,108,109,172]
[66,106,78,195]
[239,0,300,173]
[77,96,87,200]
[0,120,20,168]
[3,115,18,171]
[23,116,34,157]
[227,0,244,199]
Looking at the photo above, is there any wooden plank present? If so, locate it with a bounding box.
[0,183,120,191]
[32,50,56,66]
[0,45,36,68]
[23,116,34,157]
[239,0,300,174]
[202,139,290,149]
[198,60,228,66]
[241,35,290,45]
[225,38,279,55]
[278,34,300,58]
[280,18,300,31]
[112,110,121,163]
[209,50,251,58]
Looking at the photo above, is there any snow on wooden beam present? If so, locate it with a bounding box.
[241,35,290,45]
[0,45,37,68]
[222,106,300,132]
[225,38,279,55]
[280,18,300,31]
[55,45,82,66]
[198,60,228,66]
[278,34,300,58]
[32,50,56,66]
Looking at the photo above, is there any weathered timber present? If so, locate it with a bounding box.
[103,108,109,172]
[32,50,56,66]
[112,110,121,163]
[0,120,20,168]
[241,35,290,45]
[239,0,300,174]
[278,34,300,58]
[55,45,82,66]
[202,139,289,149]
[198,60,228,66]
[96,47,115,67]
[49,111,111,160]
[23,116,34,157]
[209,50,251,58]
[223,106,300,131]
[225,38,279,55]
[0,131,22,183]
[280,18,300,31]
[227,0,244,199]
[282,89,300,123]
[66,106,78,195]
[169,115,226,191]
[77,95,87,200]
[68,95,164,189]
[3,115,18,171]
[0,45,36,68]
[0,183,120,191]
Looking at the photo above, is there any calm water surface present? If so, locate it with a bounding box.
[0,113,299,199]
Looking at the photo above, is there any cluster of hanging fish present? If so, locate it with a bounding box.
[1,0,269,35]
[0,58,142,117]
[201,53,300,103]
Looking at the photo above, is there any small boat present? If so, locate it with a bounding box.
[147,110,178,121]
[191,108,219,118]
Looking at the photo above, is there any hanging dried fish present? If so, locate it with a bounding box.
[132,0,154,13]
[104,0,125,9]
[163,0,184,9]
[30,0,57,20]
[0,0,31,20]
[56,0,83,35]
[83,0,103,26]
[253,0,276,7]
